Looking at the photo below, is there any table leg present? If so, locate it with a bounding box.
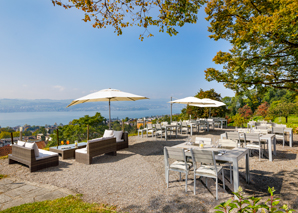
[233,159,239,198]
[221,121,223,129]
[268,137,272,162]
[165,128,168,141]
[273,136,276,156]
[176,127,178,139]
[245,152,250,183]
[190,125,193,136]
[290,130,293,147]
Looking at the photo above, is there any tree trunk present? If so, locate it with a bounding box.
[286,116,288,123]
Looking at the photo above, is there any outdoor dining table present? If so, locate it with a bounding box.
[213,119,227,129]
[221,132,276,162]
[172,143,250,198]
[162,124,178,141]
[259,134,276,161]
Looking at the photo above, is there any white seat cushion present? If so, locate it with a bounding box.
[36,149,58,161]
[17,140,26,147]
[195,165,222,177]
[103,130,114,137]
[113,131,123,142]
[75,148,87,154]
[170,161,192,171]
[116,139,124,143]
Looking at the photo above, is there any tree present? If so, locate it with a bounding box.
[255,102,269,118]
[204,0,298,93]
[51,0,205,40]
[269,101,297,123]
[238,105,253,119]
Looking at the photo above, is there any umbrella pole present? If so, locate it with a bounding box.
[109,99,111,130]
[209,107,211,118]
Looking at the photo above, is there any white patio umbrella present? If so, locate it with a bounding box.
[67,88,149,129]
[169,97,216,120]
[190,98,226,118]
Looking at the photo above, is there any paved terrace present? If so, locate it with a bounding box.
[0,127,298,212]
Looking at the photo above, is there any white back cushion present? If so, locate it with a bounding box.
[113,131,123,142]
[103,130,114,137]
[33,142,39,157]
[25,142,34,149]
[17,140,26,147]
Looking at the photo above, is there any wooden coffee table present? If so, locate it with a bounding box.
[49,142,87,159]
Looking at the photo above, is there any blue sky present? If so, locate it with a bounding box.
[0,0,234,101]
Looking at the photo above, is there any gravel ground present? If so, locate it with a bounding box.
[1,127,298,212]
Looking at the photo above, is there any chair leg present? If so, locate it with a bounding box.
[230,165,233,184]
[216,177,218,200]
[179,172,181,181]
[222,169,225,190]
[194,173,196,195]
[283,137,285,147]
[185,172,188,192]
[206,177,208,187]
[167,170,169,188]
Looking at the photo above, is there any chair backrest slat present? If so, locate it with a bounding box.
[226,132,240,141]
[164,147,185,161]
[191,149,214,165]
[244,133,260,142]
[273,127,284,134]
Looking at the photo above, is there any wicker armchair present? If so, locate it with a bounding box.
[75,137,117,165]
[8,145,59,172]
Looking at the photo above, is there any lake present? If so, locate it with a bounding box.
[0,108,183,127]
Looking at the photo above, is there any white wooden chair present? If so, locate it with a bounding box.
[244,133,264,161]
[195,137,212,145]
[190,149,225,200]
[164,147,192,192]
[273,127,286,147]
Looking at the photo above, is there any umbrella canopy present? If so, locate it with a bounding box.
[169,97,216,105]
[189,98,226,108]
[67,88,148,129]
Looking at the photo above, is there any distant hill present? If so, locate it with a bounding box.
[0,99,181,113]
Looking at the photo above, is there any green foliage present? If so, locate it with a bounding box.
[48,113,107,147]
[214,186,294,213]
[0,131,19,139]
[52,0,206,40]
[269,102,297,123]
[232,114,247,127]
[0,155,8,160]
[1,194,118,213]
[205,0,298,93]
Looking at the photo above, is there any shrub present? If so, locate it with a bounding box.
[238,105,253,119]
[214,186,294,213]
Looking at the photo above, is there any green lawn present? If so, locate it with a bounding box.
[274,115,298,124]
[1,195,119,213]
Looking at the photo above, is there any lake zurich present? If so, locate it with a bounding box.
[0,108,182,127]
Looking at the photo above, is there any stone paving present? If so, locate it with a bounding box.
[0,178,74,211]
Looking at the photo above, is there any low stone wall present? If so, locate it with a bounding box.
[0,146,12,157]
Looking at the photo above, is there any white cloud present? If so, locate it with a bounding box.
[53,85,65,91]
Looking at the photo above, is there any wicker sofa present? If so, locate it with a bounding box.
[8,144,59,172]
[75,137,117,165]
